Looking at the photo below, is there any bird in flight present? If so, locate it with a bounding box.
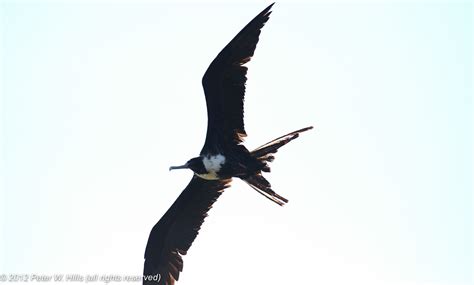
[143,3,312,284]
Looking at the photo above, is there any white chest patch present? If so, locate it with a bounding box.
[198,154,226,180]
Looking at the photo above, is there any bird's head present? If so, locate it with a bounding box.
[169,157,207,174]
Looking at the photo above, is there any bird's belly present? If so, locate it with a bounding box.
[195,172,220,180]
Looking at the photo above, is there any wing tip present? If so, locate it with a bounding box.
[261,3,275,19]
[266,2,276,12]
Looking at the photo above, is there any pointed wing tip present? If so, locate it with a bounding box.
[257,3,275,29]
[262,3,275,17]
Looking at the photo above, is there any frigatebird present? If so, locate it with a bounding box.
[143,3,312,284]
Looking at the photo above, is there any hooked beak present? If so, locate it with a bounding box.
[169,163,188,171]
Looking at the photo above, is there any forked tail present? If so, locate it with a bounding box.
[242,126,313,206]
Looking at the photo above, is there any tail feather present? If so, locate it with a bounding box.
[243,126,313,206]
[243,174,288,206]
[251,126,313,158]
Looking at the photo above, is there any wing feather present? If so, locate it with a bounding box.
[201,3,274,151]
[143,176,231,285]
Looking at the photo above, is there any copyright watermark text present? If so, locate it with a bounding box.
[0,274,161,283]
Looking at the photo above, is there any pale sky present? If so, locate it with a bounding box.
[1,1,472,285]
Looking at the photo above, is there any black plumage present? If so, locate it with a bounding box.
[143,3,312,285]
[202,3,274,148]
[144,177,231,285]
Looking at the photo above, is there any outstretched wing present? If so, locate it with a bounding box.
[143,176,232,285]
[201,3,274,152]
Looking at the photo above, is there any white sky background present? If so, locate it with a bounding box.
[1,1,472,285]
